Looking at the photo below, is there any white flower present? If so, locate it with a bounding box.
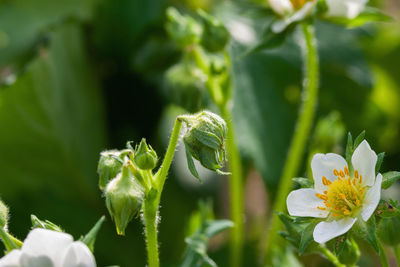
[287,140,382,243]
[268,0,317,32]
[0,228,96,267]
[325,0,368,19]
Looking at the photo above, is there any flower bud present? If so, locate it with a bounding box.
[197,10,229,53]
[180,111,228,178]
[133,138,158,170]
[105,164,145,235]
[0,200,8,229]
[378,216,400,246]
[338,238,360,266]
[98,150,128,190]
[165,7,203,48]
[164,61,207,112]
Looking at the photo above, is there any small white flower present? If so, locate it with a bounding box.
[287,140,382,243]
[325,0,368,19]
[268,0,317,32]
[0,228,96,267]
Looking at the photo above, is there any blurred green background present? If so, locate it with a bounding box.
[0,0,399,266]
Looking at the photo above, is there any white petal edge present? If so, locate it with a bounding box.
[352,140,377,186]
[0,249,22,267]
[269,0,294,16]
[21,229,73,266]
[325,0,367,19]
[361,173,382,221]
[313,217,357,244]
[311,153,348,193]
[61,242,96,267]
[287,188,329,218]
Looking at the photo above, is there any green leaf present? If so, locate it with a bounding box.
[375,152,385,175]
[192,128,222,151]
[333,234,347,257]
[381,171,400,189]
[345,132,353,168]
[292,177,313,188]
[376,199,400,218]
[80,216,106,253]
[242,26,288,57]
[0,227,19,252]
[185,144,201,181]
[365,216,379,253]
[204,219,233,238]
[353,130,365,149]
[298,221,316,255]
[31,215,64,232]
[325,7,393,28]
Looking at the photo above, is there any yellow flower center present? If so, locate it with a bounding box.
[289,0,309,9]
[315,167,366,218]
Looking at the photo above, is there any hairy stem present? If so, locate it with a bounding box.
[378,240,389,267]
[220,104,244,267]
[143,197,159,267]
[319,246,345,267]
[393,245,400,266]
[264,21,319,263]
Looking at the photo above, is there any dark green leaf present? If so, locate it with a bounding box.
[293,177,314,188]
[192,128,222,151]
[375,152,385,175]
[185,145,201,181]
[366,216,379,253]
[382,171,400,189]
[333,234,347,256]
[375,199,400,218]
[325,7,393,28]
[242,27,288,57]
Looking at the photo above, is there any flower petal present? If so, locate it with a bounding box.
[311,153,348,193]
[287,188,329,218]
[269,0,294,16]
[20,254,54,267]
[361,173,382,221]
[352,140,377,186]
[21,229,73,266]
[326,0,367,19]
[313,217,357,243]
[61,242,96,267]
[0,249,22,266]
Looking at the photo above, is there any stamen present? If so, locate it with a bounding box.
[355,199,360,206]
[317,206,326,210]
[344,166,349,175]
[339,193,346,200]
[343,209,350,215]
[325,202,331,207]
[316,193,328,200]
[332,213,340,217]
[355,170,359,178]
[340,170,345,178]
[360,175,363,184]
[322,176,331,185]
[323,190,328,194]
[333,169,339,176]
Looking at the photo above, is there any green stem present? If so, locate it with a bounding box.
[0,227,19,252]
[143,196,160,267]
[319,246,345,267]
[378,240,389,267]
[264,22,319,263]
[155,118,183,189]
[220,104,244,267]
[393,245,400,266]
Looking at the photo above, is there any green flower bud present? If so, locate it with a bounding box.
[31,215,64,232]
[166,7,203,48]
[164,61,207,112]
[179,111,228,179]
[338,238,360,266]
[378,216,400,246]
[133,138,158,170]
[0,200,8,229]
[105,164,145,235]
[98,150,129,190]
[197,9,230,53]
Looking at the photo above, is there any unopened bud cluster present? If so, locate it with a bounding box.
[97,139,158,235]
